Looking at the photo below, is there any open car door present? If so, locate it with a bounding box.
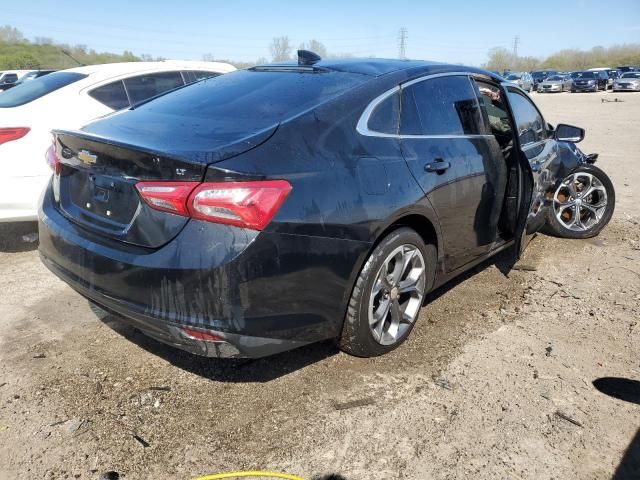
[502,83,557,260]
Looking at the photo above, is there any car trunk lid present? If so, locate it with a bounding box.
[52,128,274,248]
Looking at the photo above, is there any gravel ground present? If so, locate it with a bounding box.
[0,91,638,480]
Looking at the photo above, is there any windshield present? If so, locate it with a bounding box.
[571,72,595,79]
[505,74,521,80]
[621,72,640,79]
[546,75,563,81]
[0,72,87,108]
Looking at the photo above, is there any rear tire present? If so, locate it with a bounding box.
[339,227,436,357]
[544,164,615,239]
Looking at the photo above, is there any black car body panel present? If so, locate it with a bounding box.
[39,59,592,358]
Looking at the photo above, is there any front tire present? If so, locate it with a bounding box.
[339,227,436,357]
[544,164,615,239]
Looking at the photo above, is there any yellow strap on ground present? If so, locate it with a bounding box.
[193,471,305,480]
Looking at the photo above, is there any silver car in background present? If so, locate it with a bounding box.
[613,72,640,92]
[538,74,572,93]
[504,72,533,92]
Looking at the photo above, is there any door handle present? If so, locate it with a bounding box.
[424,160,451,174]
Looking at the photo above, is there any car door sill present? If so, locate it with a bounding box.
[432,239,515,292]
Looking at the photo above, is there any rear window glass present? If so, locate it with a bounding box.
[0,72,87,108]
[129,69,366,134]
[89,80,130,110]
[124,71,185,104]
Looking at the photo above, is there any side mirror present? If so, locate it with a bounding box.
[555,123,585,143]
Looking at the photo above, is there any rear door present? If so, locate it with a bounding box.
[504,86,557,257]
[399,74,506,272]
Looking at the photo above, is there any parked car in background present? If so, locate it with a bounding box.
[538,74,572,93]
[587,68,615,90]
[617,65,639,73]
[570,71,608,92]
[504,71,533,92]
[38,54,615,359]
[0,70,56,91]
[0,60,235,222]
[606,69,621,81]
[0,70,30,91]
[613,72,640,92]
[531,70,558,90]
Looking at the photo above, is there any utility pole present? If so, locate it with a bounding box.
[513,35,520,58]
[398,27,408,59]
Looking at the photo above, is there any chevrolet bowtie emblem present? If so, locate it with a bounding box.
[78,149,97,165]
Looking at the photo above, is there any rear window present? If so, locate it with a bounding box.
[89,80,130,110]
[0,72,87,108]
[124,71,185,104]
[130,69,366,133]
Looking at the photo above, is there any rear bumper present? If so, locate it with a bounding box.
[38,185,370,358]
[42,255,306,358]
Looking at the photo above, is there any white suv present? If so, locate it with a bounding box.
[0,60,235,222]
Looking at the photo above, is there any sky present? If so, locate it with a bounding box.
[3,0,640,65]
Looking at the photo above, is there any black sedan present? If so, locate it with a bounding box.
[570,71,609,92]
[38,52,615,358]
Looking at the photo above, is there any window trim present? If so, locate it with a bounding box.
[357,72,493,140]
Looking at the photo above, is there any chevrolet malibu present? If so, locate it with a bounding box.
[38,53,616,358]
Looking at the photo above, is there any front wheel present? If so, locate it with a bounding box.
[544,165,615,239]
[339,227,436,357]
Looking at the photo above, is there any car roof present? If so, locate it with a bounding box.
[264,57,500,80]
[61,60,236,81]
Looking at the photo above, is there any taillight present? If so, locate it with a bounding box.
[135,182,198,216]
[45,139,60,176]
[135,179,291,231]
[0,127,30,146]
[188,180,291,230]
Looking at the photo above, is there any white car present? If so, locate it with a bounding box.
[0,60,235,222]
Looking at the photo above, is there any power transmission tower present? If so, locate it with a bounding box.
[513,35,520,58]
[398,27,408,59]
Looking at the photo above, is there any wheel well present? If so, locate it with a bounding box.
[379,214,438,251]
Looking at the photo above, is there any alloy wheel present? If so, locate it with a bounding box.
[553,172,608,232]
[368,244,426,345]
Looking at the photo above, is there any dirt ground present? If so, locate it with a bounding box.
[0,91,639,480]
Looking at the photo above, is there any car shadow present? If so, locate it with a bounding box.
[0,221,39,253]
[99,312,339,383]
[593,377,640,479]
